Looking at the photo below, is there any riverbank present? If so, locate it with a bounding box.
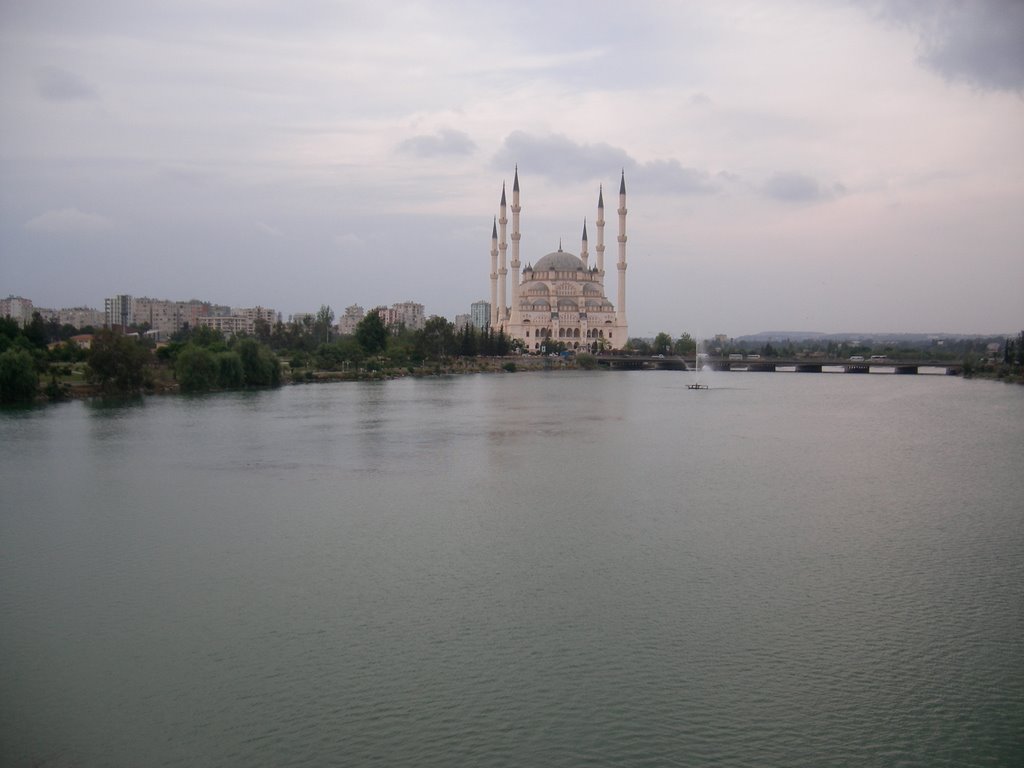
[38,355,576,404]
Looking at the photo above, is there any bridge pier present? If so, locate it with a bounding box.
[895,365,918,375]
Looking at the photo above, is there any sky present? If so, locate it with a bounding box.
[1,0,1022,338]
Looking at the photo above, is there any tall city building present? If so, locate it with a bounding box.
[470,300,490,330]
[104,294,135,330]
[0,295,34,326]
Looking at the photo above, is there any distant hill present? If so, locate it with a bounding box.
[735,331,1007,343]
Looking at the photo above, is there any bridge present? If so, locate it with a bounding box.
[594,355,963,375]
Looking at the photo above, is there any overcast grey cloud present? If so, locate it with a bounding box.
[492,132,632,183]
[633,160,717,197]
[1,0,1021,336]
[397,129,477,158]
[34,66,98,101]
[762,172,833,203]
[868,0,1024,90]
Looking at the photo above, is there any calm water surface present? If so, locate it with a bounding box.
[2,371,1022,767]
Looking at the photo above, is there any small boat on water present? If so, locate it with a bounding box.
[687,383,708,390]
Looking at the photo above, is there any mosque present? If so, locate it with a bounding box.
[489,168,629,352]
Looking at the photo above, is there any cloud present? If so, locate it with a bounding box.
[25,207,113,233]
[493,132,631,183]
[494,132,716,196]
[396,128,476,158]
[761,172,837,203]
[632,159,717,196]
[869,0,1024,91]
[34,66,98,101]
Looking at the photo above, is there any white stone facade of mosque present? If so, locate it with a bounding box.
[488,169,629,352]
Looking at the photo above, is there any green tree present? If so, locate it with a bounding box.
[0,316,20,346]
[23,312,47,349]
[458,324,478,357]
[416,316,455,360]
[673,333,696,356]
[216,351,244,388]
[175,344,218,393]
[494,329,510,356]
[627,337,653,355]
[254,316,272,343]
[236,338,281,387]
[653,332,673,355]
[355,310,388,355]
[87,329,151,396]
[0,347,38,403]
[315,304,335,345]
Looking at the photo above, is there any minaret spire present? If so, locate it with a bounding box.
[616,171,628,345]
[580,218,588,269]
[509,166,522,328]
[498,182,508,328]
[489,215,498,327]
[596,184,606,279]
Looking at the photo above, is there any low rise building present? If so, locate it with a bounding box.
[58,306,104,329]
[196,306,277,337]
[134,297,213,335]
[338,305,365,335]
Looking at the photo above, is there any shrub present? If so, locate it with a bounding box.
[176,345,218,393]
[216,351,244,389]
[236,338,281,387]
[0,348,38,403]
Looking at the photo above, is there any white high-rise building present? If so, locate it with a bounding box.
[470,300,490,330]
[104,294,135,330]
[0,295,34,326]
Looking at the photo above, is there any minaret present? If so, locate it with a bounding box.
[498,182,508,328]
[489,217,498,327]
[595,186,605,280]
[580,219,588,269]
[509,167,522,327]
[616,171,628,340]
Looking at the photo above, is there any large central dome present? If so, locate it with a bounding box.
[534,249,585,272]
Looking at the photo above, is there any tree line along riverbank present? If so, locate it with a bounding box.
[0,311,595,405]
[3,311,1022,406]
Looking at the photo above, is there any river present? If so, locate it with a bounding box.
[2,370,1022,766]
